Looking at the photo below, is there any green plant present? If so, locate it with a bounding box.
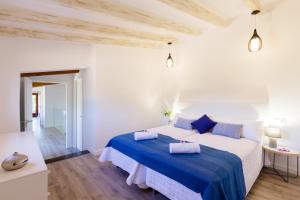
[163,110,172,119]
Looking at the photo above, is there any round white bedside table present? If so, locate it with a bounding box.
[263,145,299,182]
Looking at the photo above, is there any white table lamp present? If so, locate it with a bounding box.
[266,127,281,148]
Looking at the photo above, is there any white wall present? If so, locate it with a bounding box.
[0,37,167,155]
[167,0,300,150]
[44,84,66,132]
[83,45,167,154]
[0,38,92,134]
[161,0,300,172]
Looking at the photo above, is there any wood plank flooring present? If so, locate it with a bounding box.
[47,154,300,200]
[33,118,79,160]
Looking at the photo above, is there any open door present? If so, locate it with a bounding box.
[20,77,33,131]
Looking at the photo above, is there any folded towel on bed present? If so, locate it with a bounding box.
[134,131,158,141]
[169,142,201,154]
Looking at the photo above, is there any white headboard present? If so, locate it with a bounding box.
[180,102,263,121]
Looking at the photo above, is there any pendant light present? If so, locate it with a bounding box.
[248,10,262,52]
[166,42,174,68]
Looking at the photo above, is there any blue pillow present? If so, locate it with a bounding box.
[191,115,217,134]
[174,117,195,130]
[212,122,243,139]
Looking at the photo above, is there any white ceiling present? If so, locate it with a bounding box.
[0,0,281,45]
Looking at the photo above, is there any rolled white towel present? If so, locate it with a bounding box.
[169,143,201,154]
[134,131,158,141]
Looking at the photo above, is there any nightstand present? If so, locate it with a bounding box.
[263,145,299,182]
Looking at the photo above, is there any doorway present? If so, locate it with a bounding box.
[20,70,83,160]
[32,93,39,117]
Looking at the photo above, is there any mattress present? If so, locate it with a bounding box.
[99,125,263,200]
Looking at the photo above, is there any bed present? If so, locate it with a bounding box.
[99,124,263,200]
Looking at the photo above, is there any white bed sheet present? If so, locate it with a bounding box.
[148,125,198,140]
[99,125,263,200]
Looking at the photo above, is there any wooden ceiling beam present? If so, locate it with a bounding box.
[157,0,230,27]
[245,0,283,15]
[51,0,201,35]
[244,0,261,12]
[22,70,80,77]
[32,82,59,87]
[0,26,162,48]
[0,6,177,43]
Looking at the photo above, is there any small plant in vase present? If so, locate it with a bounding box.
[163,110,173,124]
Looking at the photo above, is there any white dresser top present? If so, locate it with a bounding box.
[0,132,48,183]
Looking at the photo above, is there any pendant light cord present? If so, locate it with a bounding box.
[168,42,172,54]
[252,10,260,29]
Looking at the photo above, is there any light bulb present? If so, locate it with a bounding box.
[166,53,174,68]
[248,29,262,52]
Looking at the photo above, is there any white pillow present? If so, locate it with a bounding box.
[242,121,263,142]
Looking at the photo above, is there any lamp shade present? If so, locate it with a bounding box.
[248,29,262,52]
[166,53,174,68]
[266,127,281,138]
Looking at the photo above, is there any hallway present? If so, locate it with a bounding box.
[33,118,79,160]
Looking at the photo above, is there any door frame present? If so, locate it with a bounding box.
[20,70,83,151]
[20,77,33,131]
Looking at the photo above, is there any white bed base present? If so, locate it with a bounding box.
[100,145,262,200]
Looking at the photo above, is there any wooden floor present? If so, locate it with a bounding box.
[47,154,300,200]
[33,118,79,160]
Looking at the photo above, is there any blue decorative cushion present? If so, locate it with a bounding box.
[174,117,195,130]
[212,122,243,139]
[191,115,217,134]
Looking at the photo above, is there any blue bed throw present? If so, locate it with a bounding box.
[106,133,246,200]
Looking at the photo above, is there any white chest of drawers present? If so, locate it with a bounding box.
[0,132,48,200]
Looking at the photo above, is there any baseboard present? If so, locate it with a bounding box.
[45,150,90,164]
[264,163,298,175]
[90,148,103,156]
